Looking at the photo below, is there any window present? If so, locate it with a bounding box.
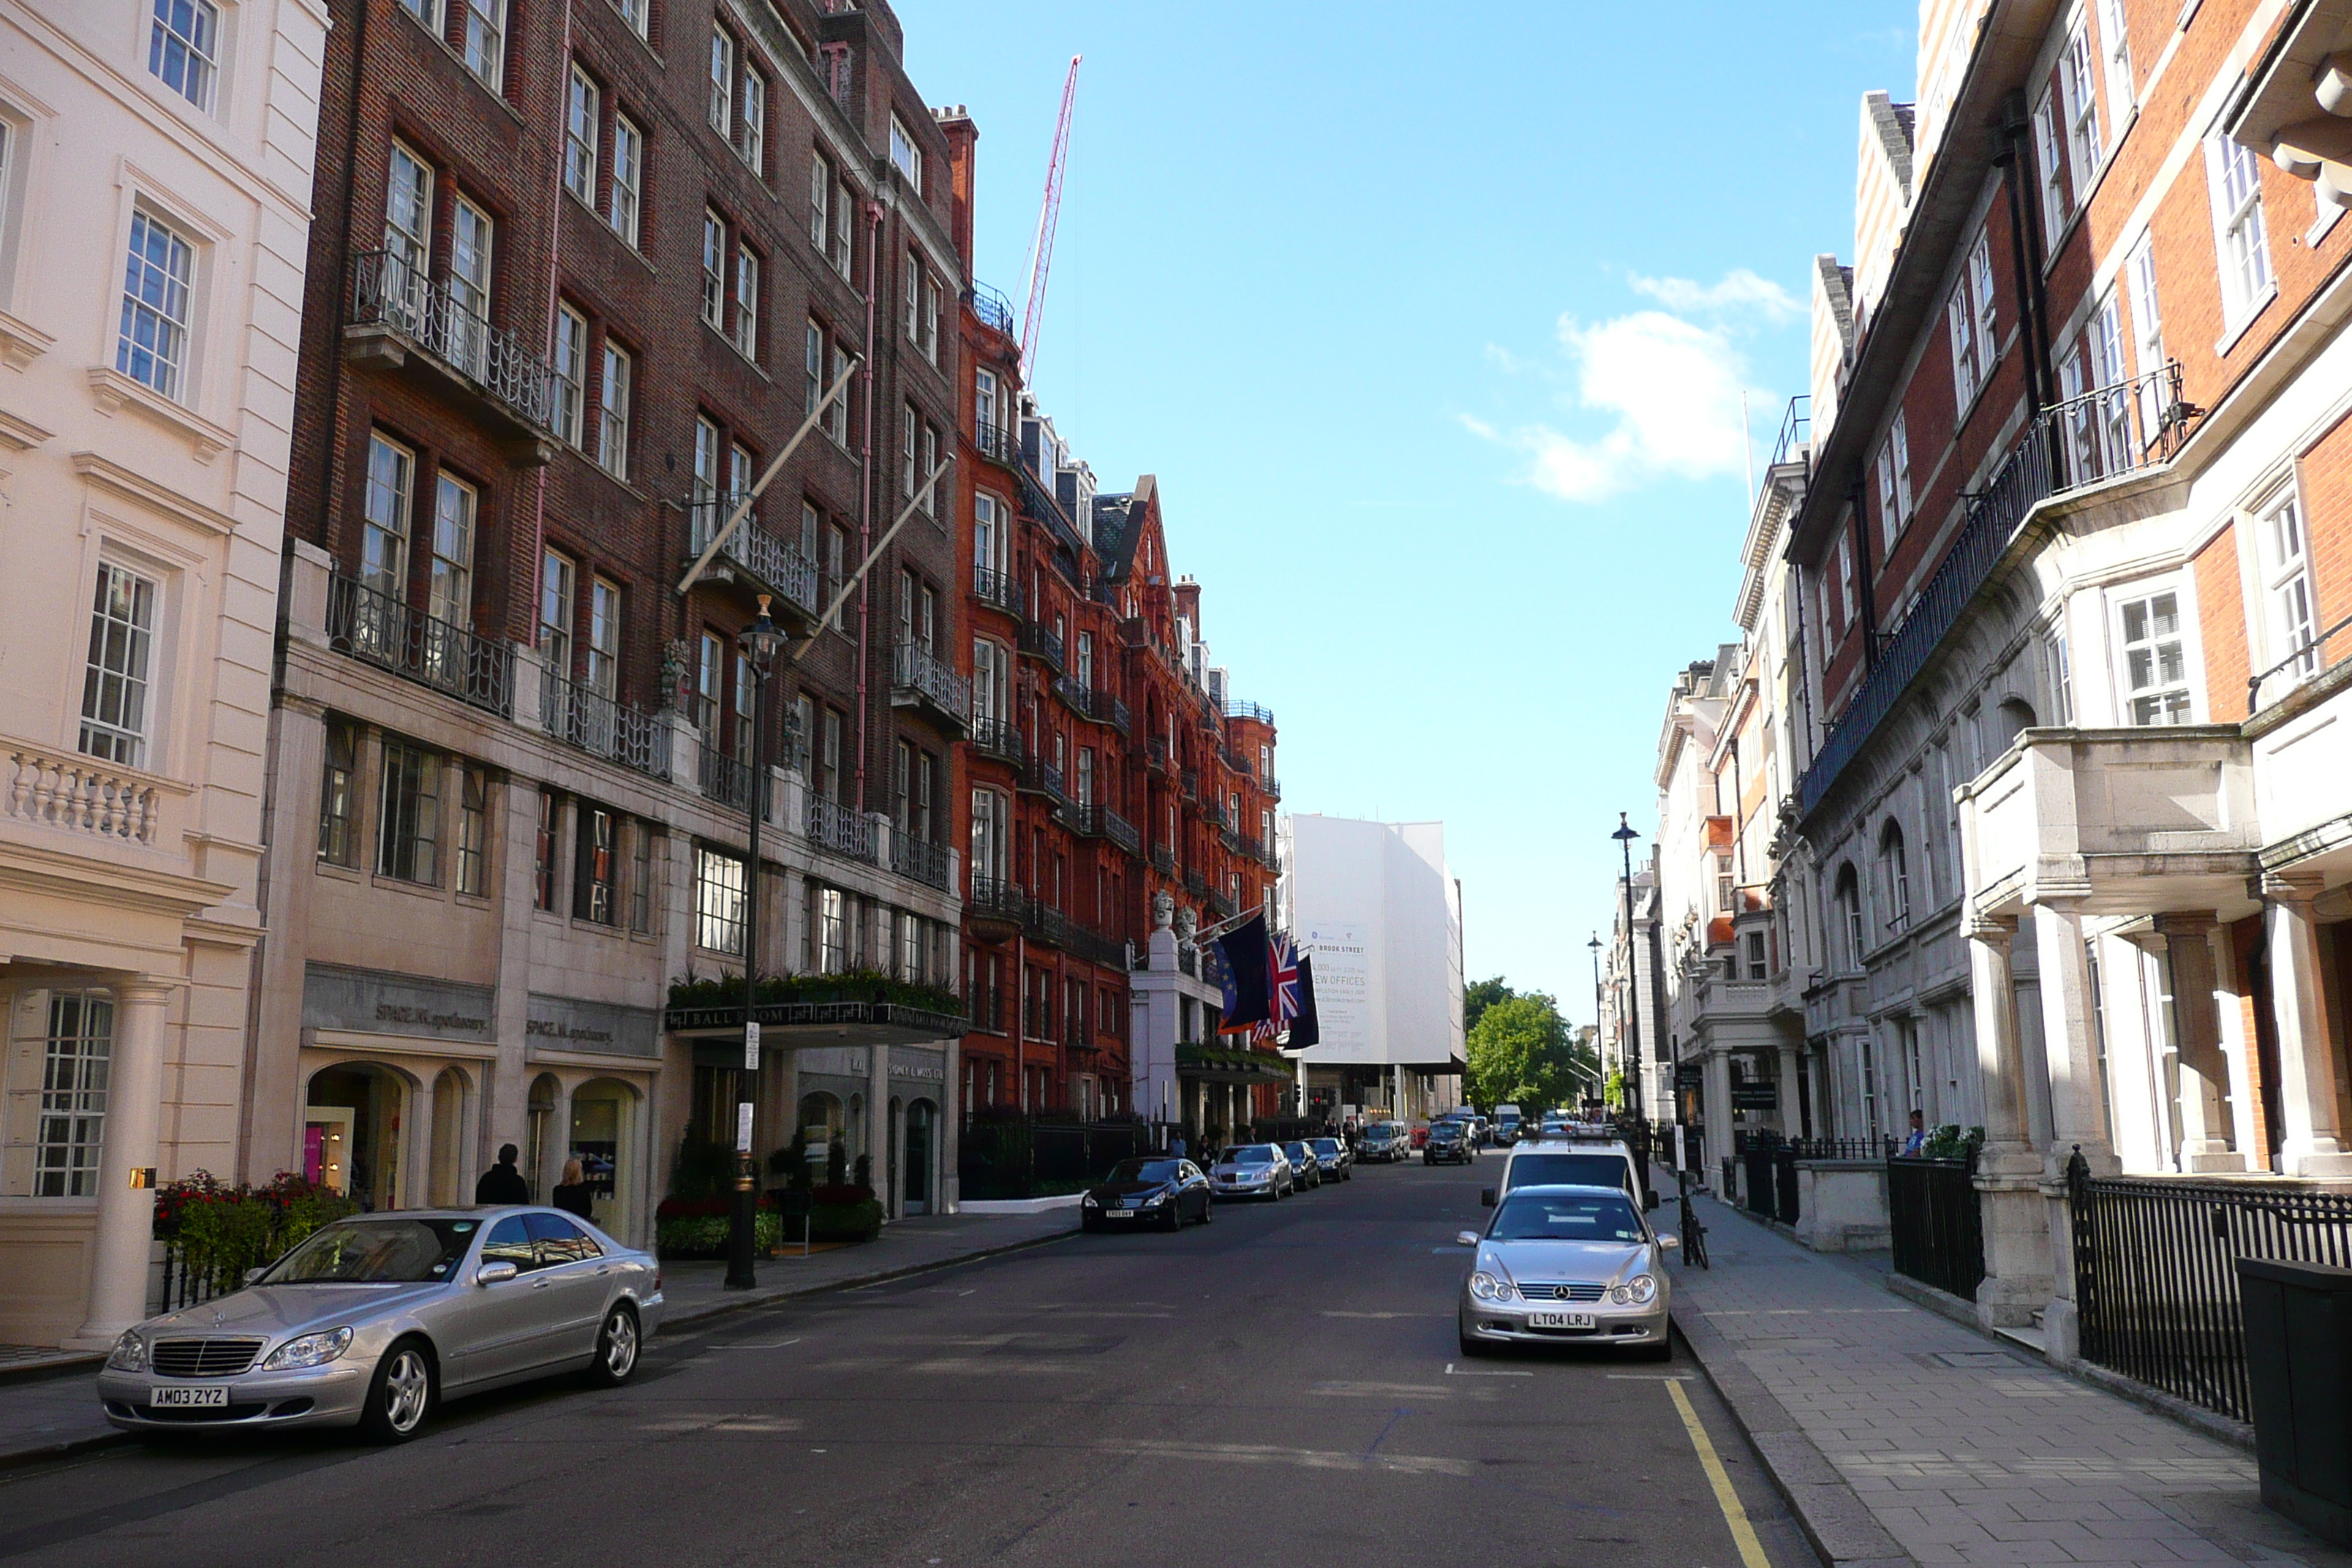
[575,805,617,923]
[552,306,587,448]
[732,649,754,758]
[821,708,843,802]
[456,767,488,896]
[362,433,413,598]
[29,992,113,1197]
[970,788,1003,884]
[538,549,574,674]
[611,0,645,39]
[630,824,653,934]
[148,0,219,110]
[565,67,599,203]
[737,66,764,175]
[1716,854,1734,914]
[818,886,847,971]
[535,790,560,910]
[889,114,921,188]
[2048,630,2073,724]
[1076,630,1094,688]
[2061,292,2130,479]
[1077,747,1095,806]
[707,27,734,134]
[2208,133,2273,328]
[894,739,916,827]
[803,320,824,421]
[2117,589,2192,725]
[2260,489,2318,687]
[809,155,832,249]
[827,344,851,444]
[462,0,505,91]
[319,721,358,866]
[447,196,493,377]
[733,244,759,360]
[377,738,440,883]
[695,847,746,955]
[78,563,157,769]
[1948,230,1996,411]
[611,115,642,246]
[693,630,722,734]
[1836,532,1855,627]
[701,211,726,329]
[904,257,938,362]
[1834,864,1865,968]
[1879,823,1910,933]
[1745,930,1768,981]
[829,173,853,276]
[587,576,619,697]
[902,404,918,499]
[901,911,924,982]
[598,341,630,478]
[976,368,999,437]
[2097,0,2135,121]
[385,143,433,287]
[118,211,194,399]
[1875,413,1911,552]
[2128,233,2167,425]
[398,0,443,32]
[920,423,939,514]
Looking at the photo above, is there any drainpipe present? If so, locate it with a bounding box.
[1999,90,2057,414]
[856,200,883,812]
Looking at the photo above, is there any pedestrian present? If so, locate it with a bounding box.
[551,1157,595,1219]
[1171,1131,1188,1162]
[475,1142,529,1204]
[1901,1109,1927,1156]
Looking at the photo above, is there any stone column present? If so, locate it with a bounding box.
[1776,1044,1801,1138]
[941,1036,961,1213]
[868,1043,892,1217]
[407,1070,439,1208]
[2157,913,2243,1172]
[1967,916,2048,1331]
[2263,872,2352,1176]
[74,979,175,1347]
[2032,900,2118,1361]
[1703,1046,1733,1174]
[242,696,327,1186]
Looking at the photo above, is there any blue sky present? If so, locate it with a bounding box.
[897,1,1917,1026]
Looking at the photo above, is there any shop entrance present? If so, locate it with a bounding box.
[904,1099,936,1215]
[570,1079,631,1232]
[304,1063,404,1212]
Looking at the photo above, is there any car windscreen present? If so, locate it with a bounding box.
[1310,1139,1341,1156]
[1283,1143,1311,1159]
[1490,1193,1646,1243]
[1226,1146,1273,1164]
[1106,1159,1182,1184]
[257,1218,480,1284]
[1504,1153,1635,1196]
[1429,1123,1463,1139]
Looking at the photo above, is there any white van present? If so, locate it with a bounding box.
[1483,1132,1654,1212]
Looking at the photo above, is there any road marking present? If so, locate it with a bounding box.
[1443,1362,1531,1377]
[1667,1379,1771,1568]
[715,1338,802,1349]
[1606,1373,1693,1381]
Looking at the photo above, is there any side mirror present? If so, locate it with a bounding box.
[475,1261,520,1286]
[1658,1234,1681,1251]
[242,1267,268,1286]
[1480,1187,1496,1207]
[1646,1191,1661,1210]
[1455,1230,1480,1247]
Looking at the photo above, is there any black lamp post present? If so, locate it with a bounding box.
[725,595,785,1292]
[1586,932,1603,1109]
[1612,813,1645,1127]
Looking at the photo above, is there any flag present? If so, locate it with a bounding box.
[1213,911,1270,1027]
[1269,930,1303,1030]
[1286,954,1321,1049]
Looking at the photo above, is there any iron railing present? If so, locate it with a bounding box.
[1069,803,1141,856]
[1263,773,1281,801]
[1152,846,1175,875]
[2067,1156,2352,1422]
[695,735,773,820]
[348,250,555,429]
[2248,608,2352,714]
[968,282,1016,338]
[971,419,1019,468]
[1771,393,1811,470]
[891,831,950,889]
[685,495,822,617]
[968,716,1025,766]
[1183,869,1208,899]
[972,565,1023,616]
[1200,798,1229,828]
[1787,1136,1898,1161]
[892,644,972,720]
[1799,363,2195,816]
[1019,619,1065,672]
[1143,737,1170,774]
[1019,755,1066,804]
[806,795,875,862]
[1224,697,1275,725]
[543,671,669,780]
[1888,1147,1984,1303]
[967,875,1026,924]
[1051,674,1090,715]
[325,573,514,717]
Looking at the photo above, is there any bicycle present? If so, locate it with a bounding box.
[1676,1178,1710,1271]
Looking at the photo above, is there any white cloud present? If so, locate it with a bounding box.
[1627,267,1800,323]
[1465,309,1754,504]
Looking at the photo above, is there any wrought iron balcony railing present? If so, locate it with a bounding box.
[967,874,1027,923]
[807,794,875,863]
[972,565,1023,617]
[1052,675,1090,716]
[891,831,950,889]
[1018,619,1066,672]
[348,251,554,430]
[1180,768,1199,801]
[971,419,1019,470]
[1143,736,1170,774]
[1223,697,1274,725]
[1207,889,1235,921]
[1183,869,1209,899]
[1019,755,1067,804]
[685,495,822,617]
[1200,799,1229,829]
[1798,363,2199,818]
[891,643,973,726]
[1239,832,1268,864]
[1152,846,1175,875]
[968,715,1025,767]
[1078,687,1130,734]
[543,671,669,780]
[1070,804,1141,857]
[694,734,775,821]
[968,282,1016,337]
[1262,773,1281,802]
[325,572,514,717]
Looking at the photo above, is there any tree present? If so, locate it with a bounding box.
[1466,993,1575,1111]
[1464,976,1516,1035]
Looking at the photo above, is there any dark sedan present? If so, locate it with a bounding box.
[1281,1140,1324,1189]
[1424,1120,1475,1165]
[1080,1158,1213,1231]
[1308,1137,1354,1181]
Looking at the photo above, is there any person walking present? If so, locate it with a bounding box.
[1901,1109,1928,1156]
[475,1142,530,1204]
[551,1157,595,1220]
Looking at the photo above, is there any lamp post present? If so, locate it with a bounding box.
[1612,813,1646,1128]
[1586,932,1603,1110]
[725,595,785,1292]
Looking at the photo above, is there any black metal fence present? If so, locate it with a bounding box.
[1888,1148,1984,1301]
[958,1116,1155,1201]
[2067,1155,2352,1422]
[155,1232,278,1316]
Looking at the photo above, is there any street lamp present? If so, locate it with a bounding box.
[1586,932,1603,1108]
[1611,813,1645,1129]
[725,595,785,1292]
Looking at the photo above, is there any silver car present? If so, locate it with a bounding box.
[97,1207,664,1443]
[1208,1143,1294,1199]
[1455,1183,1676,1360]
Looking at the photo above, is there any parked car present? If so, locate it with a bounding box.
[1308,1137,1354,1181]
[1493,1105,1524,1145]
[1357,1123,1408,1163]
[1487,1134,1651,1210]
[1455,1183,1676,1360]
[97,1208,662,1444]
[1424,1120,1475,1166]
[1209,1143,1294,1200]
[1081,1158,1213,1232]
[1281,1139,1324,1188]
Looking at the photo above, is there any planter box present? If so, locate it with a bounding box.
[1793,1159,1891,1252]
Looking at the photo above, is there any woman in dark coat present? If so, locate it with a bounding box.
[551,1157,595,1220]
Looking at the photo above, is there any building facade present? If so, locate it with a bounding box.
[0,0,326,1346]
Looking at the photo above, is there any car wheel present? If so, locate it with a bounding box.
[358,1337,435,1444]
[1199,1196,1214,1224]
[586,1304,641,1387]
[1161,1200,1183,1232]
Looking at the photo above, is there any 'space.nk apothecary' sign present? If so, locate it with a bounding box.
[303,964,492,1043]
[526,993,660,1058]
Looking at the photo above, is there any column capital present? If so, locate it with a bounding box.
[1964,911,2019,942]
[110,975,179,1005]
[276,693,330,720]
[2152,911,2220,939]
[2264,868,2329,906]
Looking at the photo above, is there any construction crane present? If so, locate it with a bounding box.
[1018,55,1081,371]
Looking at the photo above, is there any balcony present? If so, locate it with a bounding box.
[1018,755,1067,805]
[695,734,773,821]
[1069,803,1142,857]
[4,738,186,851]
[344,251,554,460]
[325,573,514,718]
[971,420,1019,472]
[966,875,1026,941]
[1079,687,1131,736]
[1027,902,1126,969]
[1220,745,1252,777]
[1207,889,1235,921]
[1143,736,1171,776]
[1224,698,1274,726]
[1959,727,2256,920]
[891,644,971,736]
[1200,798,1229,829]
[968,282,1016,339]
[1180,767,1199,802]
[1152,846,1175,876]
[1263,773,1281,802]
[1183,869,1208,900]
[891,832,951,890]
[968,716,1025,769]
[1218,826,1240,853]
[807,795,875,864]
[543,671,669,780]
[1051,674,1090,717]
[972,565,1023,618]
[685,495,823,621]
[1799,363,2200,818]
[1018,619,1065,674]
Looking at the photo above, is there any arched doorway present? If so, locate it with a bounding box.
[304,1063,409,1212]
[427,1066,470,1207]
[526,1073,562,1202]
[570,1078,639,1237]
[798,1092,844,1183]
[905,1099,936,1215]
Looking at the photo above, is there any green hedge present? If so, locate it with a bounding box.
[656,1210,784,1256]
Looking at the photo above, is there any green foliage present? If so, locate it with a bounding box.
[667,970,965,1019]
[656,1209,783,1256]
[1605,1069,1626,1110]
[1923,1124,1986,1159]
[1466,992,1586,1111]
[151,1171,359,1293]
[1464,976,1517,1036]
[669,1135,740,1201]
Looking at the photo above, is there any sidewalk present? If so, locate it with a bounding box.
[1667,1183,2352,1567]
[0,1206,1077,1471]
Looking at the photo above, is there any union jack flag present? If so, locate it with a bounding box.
[1269,931,1303,1030]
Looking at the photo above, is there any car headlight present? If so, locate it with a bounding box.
[1142,1191,1167,1206]
[106,1329,146,1372]
[1469,1272,1513,1302]
[1082,1194,1100,1207]
[1627,1274,1657,1305]
[261,1326,353,1371]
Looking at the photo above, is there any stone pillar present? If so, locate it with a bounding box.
[2212,923,2267,1167]
[941,1036,961,1213]
[2157,913,2243,1172]
[1703,1047,1733,1172]
[487,773,542,1170]
[243,696,327,1186]
[1967,916,2049,1331]
[1776,1044,1801,1138]
[868,1044,892,1217]
[2264,872,2352,1176]
[74,979,175,1347]
[408,1070,439,1209]
[2032,901,2118,1361]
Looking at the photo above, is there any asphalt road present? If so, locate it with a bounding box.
[0,1151,1815,1568]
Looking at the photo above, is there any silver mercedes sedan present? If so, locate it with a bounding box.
[97,1207,663,1443]
[1455,1183,1676,1360]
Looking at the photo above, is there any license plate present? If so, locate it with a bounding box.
[151,1385,230,1409]
[1529,1311,1596,1330]
[1106,1210,1135,1219]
